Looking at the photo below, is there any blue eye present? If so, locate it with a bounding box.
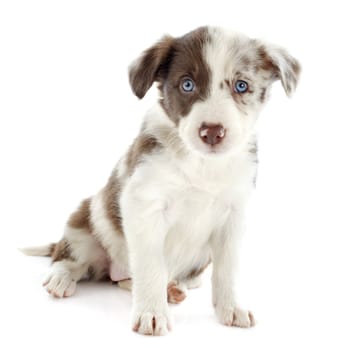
[181,78,195,92]
[235,80,248,93]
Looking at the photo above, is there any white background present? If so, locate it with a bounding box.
[1,0,349,349]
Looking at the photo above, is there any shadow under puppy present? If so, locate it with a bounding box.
[22,26,300,336]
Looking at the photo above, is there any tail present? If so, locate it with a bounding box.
[19,243,56,257]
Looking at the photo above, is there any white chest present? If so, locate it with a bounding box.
[123,151,256,280]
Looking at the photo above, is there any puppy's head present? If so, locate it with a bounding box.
[129,27,300,156]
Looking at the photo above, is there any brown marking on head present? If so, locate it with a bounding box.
[129,35,174,99]
[160,27,211,124]
[257,45,276,73]
[67,198,92,232]
[256,43,301,96]
[103,169,123,234]
[51,239,74,262]
[215,36,301,112]
[241,55,252,67]
[129,27,211,125]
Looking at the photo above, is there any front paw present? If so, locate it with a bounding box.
[215,305,255,328]
[132,308,172,336]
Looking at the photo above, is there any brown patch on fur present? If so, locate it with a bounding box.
[219,81,224,89]
[51,239,74,262]
[126,134,161,175]
[102,134,161,236]
[129,26,211,125]
[167,281,186,304]
[257,46,277,75]
[67,198,92,232]
[160,27,211,124]
[103,169,123,234]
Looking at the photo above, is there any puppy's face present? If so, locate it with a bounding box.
[129,27,300,156]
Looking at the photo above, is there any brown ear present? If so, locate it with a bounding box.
[258,42,301,97]
[128,35,174,99]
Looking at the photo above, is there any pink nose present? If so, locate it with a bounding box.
[199,123,226,145]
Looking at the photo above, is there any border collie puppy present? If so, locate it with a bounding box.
[22,26,300,336]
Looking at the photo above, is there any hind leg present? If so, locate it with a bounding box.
[40,198,110,297]
[44,223,108,298]
[43,259,88,297]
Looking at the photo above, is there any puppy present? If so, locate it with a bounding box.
[22,26,300,336]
